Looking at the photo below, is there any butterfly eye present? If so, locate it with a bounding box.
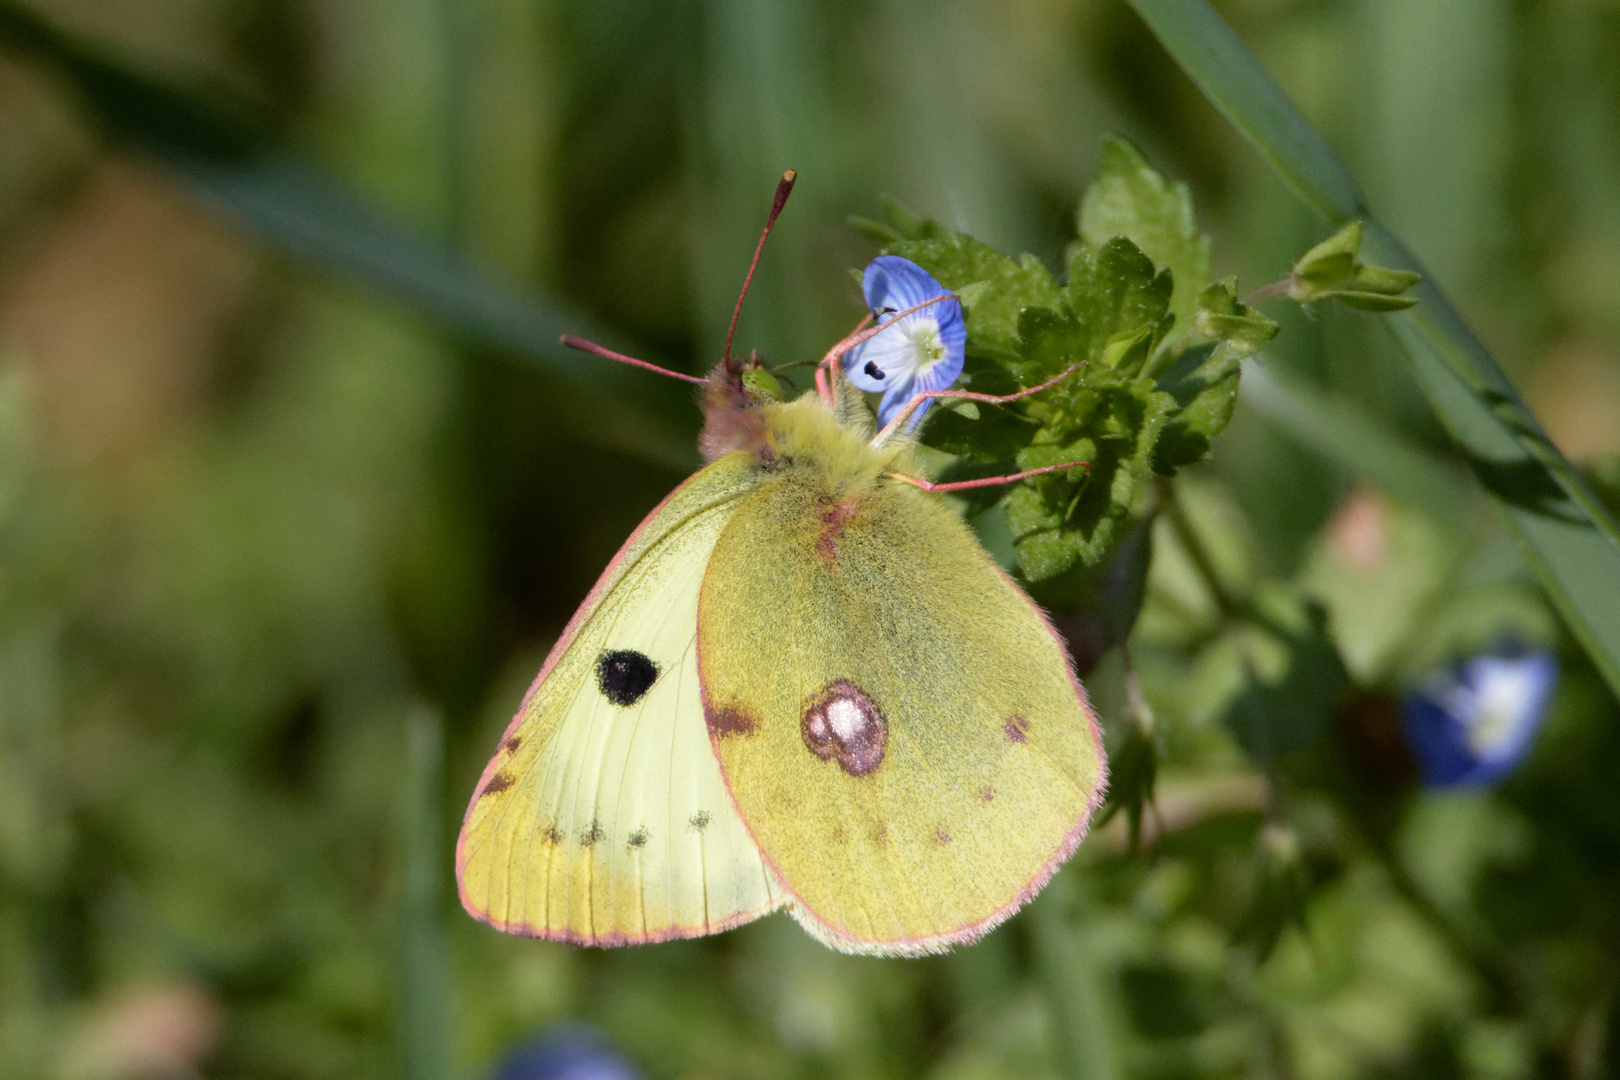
[597,649,660,706]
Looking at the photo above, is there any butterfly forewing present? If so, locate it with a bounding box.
[458,454,786,945]
[697,473,1107,955]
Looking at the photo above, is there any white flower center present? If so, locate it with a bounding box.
[903,319,946,370]
[1462,659,1541,756]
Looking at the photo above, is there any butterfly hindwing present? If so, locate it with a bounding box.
[697,470,1107,955]
[457,454,786,945]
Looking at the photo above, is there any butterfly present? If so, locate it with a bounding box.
[457,172,1107,956]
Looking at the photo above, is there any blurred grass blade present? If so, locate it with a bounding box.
[0,0,694,464]
[1031,871,1122,1080]
[1240,362,1471,520]
[400,705,453,1080]
[1126,0,1620,698]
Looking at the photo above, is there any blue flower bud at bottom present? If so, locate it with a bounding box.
[489,1024,641,1080]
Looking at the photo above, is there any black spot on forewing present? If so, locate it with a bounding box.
[627,827,649,851]
[688,811,712,832]
[541,824,565,846]
[481,772,515,797]
[579,821,605,847]
[597,650,660,706]
[1003,714,1031,744]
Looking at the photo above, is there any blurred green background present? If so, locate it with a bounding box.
[1,0,1618,1078]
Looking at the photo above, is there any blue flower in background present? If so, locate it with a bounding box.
[489,1025,640,1080]
[1402,648,1557,787]
[844,255,966,427]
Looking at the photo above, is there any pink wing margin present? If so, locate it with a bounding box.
[697,544,1110,956]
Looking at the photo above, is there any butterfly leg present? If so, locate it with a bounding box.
[814,294,963,404]
[814,314,873,403]
[885,459,1090,494]
[871,363,1082,445]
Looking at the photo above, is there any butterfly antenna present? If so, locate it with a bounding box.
[559,334,706,384]
[723,169,798,365]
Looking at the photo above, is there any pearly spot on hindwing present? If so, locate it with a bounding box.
[801,681,887,776]
[596,649,660,706]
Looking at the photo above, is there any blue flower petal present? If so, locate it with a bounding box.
[490,1025,641,1080]
[843,255,966,427]
[863,254,950,315]
[1401,647,1557,787]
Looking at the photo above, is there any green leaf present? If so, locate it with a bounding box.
[919,401,1040,463]
[1154,343,1240,474]
[1067,237,1175,361]
[886,192,1225,582]
[1154,281,1273,473]
[1127,0,1620,702]
[1193,279,1281,347]
[1079,136,1212,327]
[1007,385,1176,579]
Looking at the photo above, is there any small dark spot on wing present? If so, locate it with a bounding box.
[541,824,565,846]
[934,827,952,845]
[503,734,522,753]
[481,771,515,797]
[872,824,889,848]
[980,785,996,802]
[1003,714,1031,744]
[706,699,760,739]
[597,650,660,706]
[579,821,605,847]
[815,496,862,564]
[689,810,712,832]
[627,827,649,851]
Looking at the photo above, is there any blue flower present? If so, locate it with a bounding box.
[1402,648,1557,787]
[489,1025,640,1080]
[844,255,966,427]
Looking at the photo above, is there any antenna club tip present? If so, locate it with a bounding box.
[771,170,797,212]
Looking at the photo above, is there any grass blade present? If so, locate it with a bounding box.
[1126,0,1620,697]
[400,705,453,1080]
